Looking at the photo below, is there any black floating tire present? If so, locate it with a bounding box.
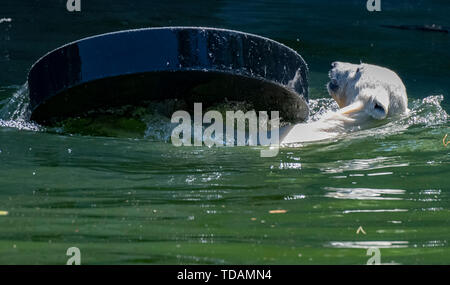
[28,27,309,125]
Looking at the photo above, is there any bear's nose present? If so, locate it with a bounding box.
[331,62,338,68]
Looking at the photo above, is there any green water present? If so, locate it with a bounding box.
[0,0,449,264]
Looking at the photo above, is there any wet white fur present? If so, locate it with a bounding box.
[280,62,408,144]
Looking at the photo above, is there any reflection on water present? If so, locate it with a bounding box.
[321,157,409,174]
[328,241,409,249]
[329,240,447,250]
[324,187,405,200]
[342,209,408,214]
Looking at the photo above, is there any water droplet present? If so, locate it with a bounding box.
[0,18,12,24]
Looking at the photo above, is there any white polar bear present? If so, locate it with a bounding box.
[280,62,408,144]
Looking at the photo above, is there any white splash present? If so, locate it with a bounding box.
[286,94,449,144]
[0,83,41,131]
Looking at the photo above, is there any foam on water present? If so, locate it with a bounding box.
[143,112,176,142]
[305,95,449,143]
[343,95,448,142]
[309,95,448,127]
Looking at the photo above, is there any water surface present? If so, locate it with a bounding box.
[0,0,449,264]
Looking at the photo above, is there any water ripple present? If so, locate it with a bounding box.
[321,156,409,174]
[328,241,409,249]
[324,187,405,200]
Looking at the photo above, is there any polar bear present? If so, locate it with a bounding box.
[280,62,408,144]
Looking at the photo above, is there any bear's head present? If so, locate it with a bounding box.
[327,62,408,120]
